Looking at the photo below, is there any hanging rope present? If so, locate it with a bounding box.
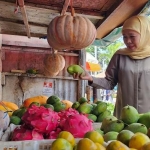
[70,0,75,16]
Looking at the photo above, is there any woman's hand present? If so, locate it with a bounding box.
[73,66,93,82]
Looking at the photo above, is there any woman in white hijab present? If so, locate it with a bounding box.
[74,15,150,117]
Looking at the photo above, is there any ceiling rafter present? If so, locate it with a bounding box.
[17,0,31,38]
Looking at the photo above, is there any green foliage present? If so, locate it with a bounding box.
[85,40,124,67]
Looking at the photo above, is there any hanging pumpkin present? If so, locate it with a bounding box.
[43,51,65,77]
[47,2,97,50]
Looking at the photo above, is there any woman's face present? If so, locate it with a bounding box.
[122,29,141,51]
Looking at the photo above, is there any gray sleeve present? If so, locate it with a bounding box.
[89,53,120,90]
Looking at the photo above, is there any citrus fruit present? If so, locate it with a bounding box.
[10,116,21,125]
[47,95,60,105]
[117,130,134,146]
[129,132,150,149]
[42,104,54,110]
[57,131,75,147]
[139,141,150,150]
[103,131,119,142]
[72,102,80,109]
[84,130,104,144]
[78,97,88,104]
[29,102,40,107]
[76,138,97,150]
[95,143,106,150]
[53,101,66,112]
[51,138,73,150]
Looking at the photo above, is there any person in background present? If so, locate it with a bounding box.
[73,15,150,117]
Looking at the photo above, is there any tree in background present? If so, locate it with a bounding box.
[85,39,124,68]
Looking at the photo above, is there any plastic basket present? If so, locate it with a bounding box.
[0,123,101,150]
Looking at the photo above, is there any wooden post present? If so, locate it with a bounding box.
[0,33,2,99]
[77,49,86,100]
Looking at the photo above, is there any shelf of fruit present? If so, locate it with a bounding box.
[1,95,150,150]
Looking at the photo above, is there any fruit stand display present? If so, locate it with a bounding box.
[1,96,150,150]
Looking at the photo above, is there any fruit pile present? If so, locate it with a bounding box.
[72,97,112,123]
[49,129,150,150]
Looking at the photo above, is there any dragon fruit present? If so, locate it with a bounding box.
[47,127,62,139]
[62,113,93,138]
[58,108,79,128]
[22,105,60,134]
[11,125,43,141]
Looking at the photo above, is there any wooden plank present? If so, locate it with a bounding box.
[2,34,50,48]
[2,72,78,80]
[96,0,148,39]
[0,21,47,36]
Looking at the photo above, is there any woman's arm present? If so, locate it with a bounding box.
[73,53,120,90]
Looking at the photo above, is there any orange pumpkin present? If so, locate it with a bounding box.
[23,95,48,108]
[47,15,97,50]
[61,100,73,110]
[43,53,65,77]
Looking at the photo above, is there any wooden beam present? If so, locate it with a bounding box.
[17,0,31,38]
[96,0,148,39]
[0,20,47,37]
[61,0,70,15]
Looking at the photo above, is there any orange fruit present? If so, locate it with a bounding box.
[51,138,73,150]
[57,131,75,147]
[84,130,104,144]
[129,132,150,149]
[76,138,97,150]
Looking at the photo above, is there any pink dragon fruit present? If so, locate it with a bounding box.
[47,127,62,139]
[11,125,43,141]
[62,113,93,138]
[58,108,79,128]
[22,105,60,134]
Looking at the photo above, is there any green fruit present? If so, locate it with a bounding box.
[125,123,148,134]
[94,129,104,136]
[72,102,80,109]
[77,102,93,114]
[29,102,40,107]
[91,103,97,109]
[67,65,84,75]
[12,109,21,116]
[12,108,26,118]
[42,104,54,110]
[103,131,119,142]
[10,116,21,125]
[78,97,88,104]
[87,114,97,122]
[17,108,27,118]
[102,119,124,133]
[53,101,66,112]
[95,101,103,104]
[117,130,134,146]
[97,110,111,122]
[92,102,107,116]
[101,115,117,131]
[47,95,60,105]
[138,112,150,128]
[27,69,37,74]
[121,105,139,124]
